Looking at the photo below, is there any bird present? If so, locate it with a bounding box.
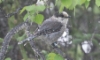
[18,11,70,46]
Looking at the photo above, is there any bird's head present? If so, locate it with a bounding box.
[54,11,70,24]
[55,11,71,19]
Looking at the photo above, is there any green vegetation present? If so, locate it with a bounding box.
[0,0,100,60]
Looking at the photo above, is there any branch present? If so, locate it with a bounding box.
[0,19,30,60]
[5,7,22,18]
[24,22,45,60]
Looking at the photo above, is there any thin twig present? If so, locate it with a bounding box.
[90,26,97,41]
[24,22,45,60]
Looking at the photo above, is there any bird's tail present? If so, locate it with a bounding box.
[18,35,37,44]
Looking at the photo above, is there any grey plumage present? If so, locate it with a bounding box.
[19,11,70,46]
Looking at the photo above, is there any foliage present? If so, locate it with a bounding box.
[56,0,91,12]
[46,53,64,60]
[5,58,11,60]
[0,0,100,60]
[96,0,100,7]
[20,4,45,24]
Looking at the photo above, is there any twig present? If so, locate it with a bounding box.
[24,22,45,60]
[5,7,22,18]
[90,26,97,41]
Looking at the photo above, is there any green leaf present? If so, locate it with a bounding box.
[30,15,35,22]
[96,0,100,7]
[46,53,56,60]
[61,0,72,8]
[19,45,28,60]
[20,4,36,14]
[0,0,3,4]
[79,0,86,5]
[20,7,26,14]
[17,34,26,41]
[5,58,11,60]
[59,5,64,13]
[34,14,44,24]
[73,0,80,5]
[68,0,79,10]
[68,5,74,10]
[25,5,35,12]
[23,13,29,21]
[87,0,90,1]
[55,54,64,60]
[85,0,90,8]
[36,5,45,12]
[55,0,61,7]
[46,53,64,60]
[21,5,45,13]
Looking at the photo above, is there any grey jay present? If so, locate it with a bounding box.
[19,11,70,46]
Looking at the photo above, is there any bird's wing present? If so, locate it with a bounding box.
[36,18,63,35]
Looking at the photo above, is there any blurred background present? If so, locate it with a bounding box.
[0,0,100,60]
